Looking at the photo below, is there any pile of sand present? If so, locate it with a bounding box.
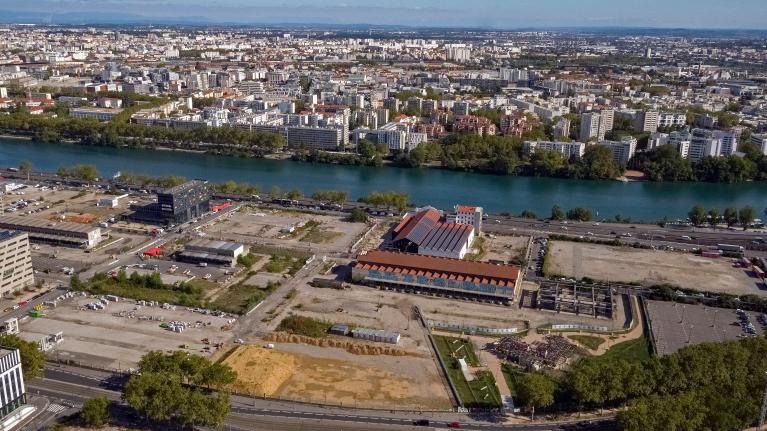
[264,332,418,357]
[222,345,296,396]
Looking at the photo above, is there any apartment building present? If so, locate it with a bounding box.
[658,112,686,128]
[688,128,738,162]
[579,110,613,141]
[0,231,34,297]
[523,141,586,159]
[597,136,637,165]
[750,133,767,156]
[453,115,496,136]
[0,348,25,419]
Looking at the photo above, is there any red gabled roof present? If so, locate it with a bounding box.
[392,208,440,244]
[356,250,519,283]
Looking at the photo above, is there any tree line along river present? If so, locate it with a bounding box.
[0,137,764,221]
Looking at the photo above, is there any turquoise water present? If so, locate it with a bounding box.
[0,138,764,220]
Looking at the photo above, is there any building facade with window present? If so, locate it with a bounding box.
[0,231,34,296]
[0,348,25,419]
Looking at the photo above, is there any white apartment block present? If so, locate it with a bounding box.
[524,141,586,159]
[447,205,484,236]
[688,128,737,162]
[751,133,767,156]
[658,112,686,128]
[597,136,637,165]
[579,110,612,142]
[0,231,34,297]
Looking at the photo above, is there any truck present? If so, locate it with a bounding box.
[717,244,744,253]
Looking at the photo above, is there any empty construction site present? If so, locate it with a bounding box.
[535,280,614,318]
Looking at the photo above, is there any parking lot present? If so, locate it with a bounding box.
[646,300,765,355]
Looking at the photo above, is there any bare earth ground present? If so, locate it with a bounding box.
[548,241,763,295]
[19,297,235,369]
[224,343,451,410]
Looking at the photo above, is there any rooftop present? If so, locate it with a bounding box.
[0,215,99,234]
[0,230,25,242]
[160,179,208,195]
[356,250,519,284]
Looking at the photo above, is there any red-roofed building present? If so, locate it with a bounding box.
[352,250,519,304]
[391,207,475,259]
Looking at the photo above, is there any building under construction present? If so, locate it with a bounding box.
[536,280,614,318]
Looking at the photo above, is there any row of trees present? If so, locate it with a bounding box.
[357,191,410,211]
[514,337,767,430]
[688,204,760,228]
[551,205,594,222]
[0,109,284,155]
[630,144,767,183]
[436,135,623,180]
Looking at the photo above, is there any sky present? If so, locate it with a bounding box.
[1,0,766,29]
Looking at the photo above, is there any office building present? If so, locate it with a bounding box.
[524,141,586,159]
[130,180,210,225]
[0,348,25,419]
[352,250,519,304]
[0,231,34,296]
[597,136,637,165]
[0,216,102,249]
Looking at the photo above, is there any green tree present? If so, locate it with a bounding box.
[551,205,565,221]
[516,372,555,420]
[122,351,234,429]
[688,205,707,226]
[269,185,283,199]
[81,397,110,428]
[723,207,739,227]
[18,160,32,181]
[738,206,756,229]
[569,145,621,180]
[707,208,720,228]
[70,273,83,290]
[519,210,538,219]
[567,207,593,222]
[286,188,303,200]
[0,334,46,379]
[348,208,368,223]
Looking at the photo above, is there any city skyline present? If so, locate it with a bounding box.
[1,0,767,29]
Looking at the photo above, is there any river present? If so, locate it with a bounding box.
[0,137,764,220]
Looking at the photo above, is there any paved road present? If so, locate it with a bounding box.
[29,364,615,431]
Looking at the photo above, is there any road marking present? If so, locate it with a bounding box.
[46,404,66,413]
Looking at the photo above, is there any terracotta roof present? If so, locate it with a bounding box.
[455,205,477,213]
[356,250,519,283]
[392,208,440,244]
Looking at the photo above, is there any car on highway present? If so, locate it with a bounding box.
[681,235,692,240]
[448,422,461,428]
[412,419,430,426]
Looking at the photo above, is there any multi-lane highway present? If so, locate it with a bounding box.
[27,364,614,431]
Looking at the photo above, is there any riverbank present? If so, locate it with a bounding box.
[0,137,764,220]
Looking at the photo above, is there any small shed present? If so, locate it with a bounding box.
[329,324,349,336]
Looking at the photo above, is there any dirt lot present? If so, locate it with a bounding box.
[19,295,236,369]
[224,343,451,410]
[202,207,368,254]
[483,234,530,264]
[547,241,763,295]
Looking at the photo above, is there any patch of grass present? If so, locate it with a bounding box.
[250,245,311,276]
[434,335,480,366]
[277,315,332,338]
[289,219,320,238]
[236,253,262,268]
[465,237,487,262]
[433,335,500,408]
[208,281,280,315]
[567,335,606,351]
[593,335,651,362]
[75,271,211,307]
